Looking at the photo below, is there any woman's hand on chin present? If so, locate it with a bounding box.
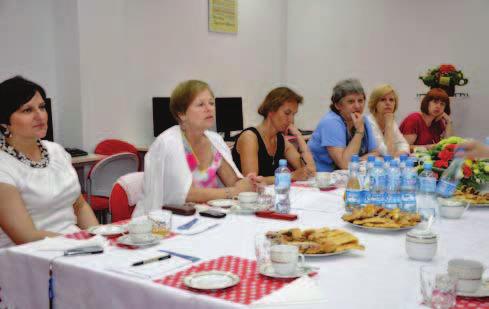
[351,112,365,132]
[383,112,395,125]
[286,124,301,136]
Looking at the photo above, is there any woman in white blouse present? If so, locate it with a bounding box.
[366,84,410,157]
[0,76,98,248]
[134,80,254,216]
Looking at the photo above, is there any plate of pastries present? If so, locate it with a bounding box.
[341,205,421,230]
[266,226,365,256]
[453,185,489,206]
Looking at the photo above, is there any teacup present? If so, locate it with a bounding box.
[448,259,485,293]
[270,244,305,276]
[128,218,153,243]
[235,192,258,204]
[315,172,332,188]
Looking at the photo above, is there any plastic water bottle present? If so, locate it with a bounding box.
[383,155,393,169]
[400,159,417,213]
[367,155,376,172]
[399,154,408,173]
[385,160,401,210]
[417,162,438,217]
[345,155,361,211]
[361,156,375,207]
[369,160,387,207]
[436,149,465,198]
[274,159,291,214]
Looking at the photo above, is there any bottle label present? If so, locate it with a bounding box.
[418,177,436,193]
[346,189,362,205]
[275,173,291,189]
[370,174,387,190]
[400,174,417,189]
[436,180,457,197]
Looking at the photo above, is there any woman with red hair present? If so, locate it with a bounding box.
[399,88,453,150]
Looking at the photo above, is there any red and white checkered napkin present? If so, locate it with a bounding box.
[154,255,296,305]
[455,296,489,309]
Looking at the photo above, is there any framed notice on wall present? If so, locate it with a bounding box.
[209,0,238,34]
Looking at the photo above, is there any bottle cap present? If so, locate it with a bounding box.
[367,155,375,162]
[279,159,287,167]
[384,155,392,162]
[400,154,408,162]
[351,154,359,162]
[424,162,433,170]
[406,159,414,167]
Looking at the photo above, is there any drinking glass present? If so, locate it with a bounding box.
[255,233,272,272]
[420,265,457,309]
[148,209,172,236]
[256,184,274,211]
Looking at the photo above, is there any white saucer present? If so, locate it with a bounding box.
[116,234,162,247]
[87,225,127,236]
[183,271,240,290]
[207,199,237,209]
[458,280,489,297]
[259,264,316,279]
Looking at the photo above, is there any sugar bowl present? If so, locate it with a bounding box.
[405,229,438,261]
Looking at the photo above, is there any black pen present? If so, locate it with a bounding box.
[300,156,307,167]
[131,254,171,267]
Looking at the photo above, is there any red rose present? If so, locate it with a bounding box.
[463,165,472,178]
[439,64,456,74]
[434,160,449,168]
[444,144,456,152]
[438,149,454,161]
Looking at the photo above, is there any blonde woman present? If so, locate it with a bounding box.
[366,84,409,157]
[134,80,254,216]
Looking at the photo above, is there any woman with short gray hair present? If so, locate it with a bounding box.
[308,79,378,171]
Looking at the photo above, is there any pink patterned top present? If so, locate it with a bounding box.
[183,135,223,188]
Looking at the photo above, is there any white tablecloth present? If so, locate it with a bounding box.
[1,188,488,309]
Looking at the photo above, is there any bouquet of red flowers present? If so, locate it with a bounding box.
[417,137,489,189]
[419,64,468,96]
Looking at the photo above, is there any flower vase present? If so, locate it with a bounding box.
[436,85,455,97]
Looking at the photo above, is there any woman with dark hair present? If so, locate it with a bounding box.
[232,87,315,185]
[0,76,98,248]
[399,88,453,149]
[308,79,378,172]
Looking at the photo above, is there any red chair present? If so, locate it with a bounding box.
[83,153,139,223]
[109,172,144,222]
[94,139,141,170]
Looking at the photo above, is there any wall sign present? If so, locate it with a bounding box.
[209,0,238,34]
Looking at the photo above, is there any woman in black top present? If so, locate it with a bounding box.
[232,87,315,185]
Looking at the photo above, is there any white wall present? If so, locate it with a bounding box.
[0,0,83,147]
[286,0,489,141]
[77,0,287,151]
[2,0,488,150]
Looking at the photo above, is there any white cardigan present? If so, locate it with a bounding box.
[366,114,410,156]
[133,126,243,217]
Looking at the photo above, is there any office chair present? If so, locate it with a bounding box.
[109,172,144,223]
[94,139,141,170]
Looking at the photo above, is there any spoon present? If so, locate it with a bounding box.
[424,214,434,232]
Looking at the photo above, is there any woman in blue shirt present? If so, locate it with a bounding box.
[308,79,378,171]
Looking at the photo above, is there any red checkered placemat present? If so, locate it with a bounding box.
[455,296,489,309]
[155,255,296,305]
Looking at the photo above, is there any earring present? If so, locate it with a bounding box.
[3,127,10,137]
